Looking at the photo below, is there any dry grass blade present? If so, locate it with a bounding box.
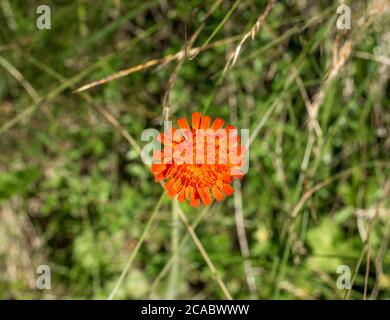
[222,0,276,78]
[74,57,168,93]
[74,37,239,94]
[354,51,390,66]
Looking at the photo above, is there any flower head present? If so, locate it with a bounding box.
[151,112,246,207]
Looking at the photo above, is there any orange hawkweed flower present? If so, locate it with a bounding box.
[151,112,246,207]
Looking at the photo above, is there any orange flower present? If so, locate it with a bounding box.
[151,112,246,207]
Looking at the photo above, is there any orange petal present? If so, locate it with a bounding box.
[220,172,232,183]
[167,189,176,198]
[200,116,210,129]
[189,186,200,207]
[192,112,201,129]
[178,118,190,130]
[151,163,165,173]
[178,186,187,202]
[168,180,182,198]
[189,186,195,201]
[154,172,165,182]
[225,125,237,131]
[199,187,212,206]
[222,183,234,196]
[190,198,200,208]
[211,118,224,131]
[158,133,165,143]
[164,179,175,191]
[212,186,224,201]
[155,151,173,164]
[172,130,184,142]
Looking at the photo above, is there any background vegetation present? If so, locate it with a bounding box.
[0,0,389,299]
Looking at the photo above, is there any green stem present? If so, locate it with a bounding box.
[107,193,165,300]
